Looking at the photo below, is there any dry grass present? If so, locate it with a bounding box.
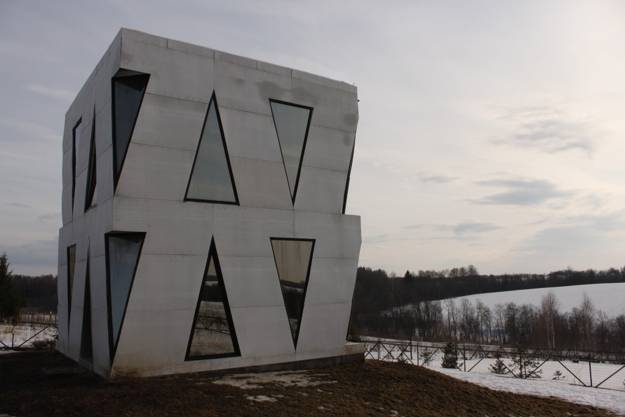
[1,351,618,417]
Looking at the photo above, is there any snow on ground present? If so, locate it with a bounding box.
[437,367,625,416]
[212,370,337,390]
[454,282,625,316]
[0,324,56,350]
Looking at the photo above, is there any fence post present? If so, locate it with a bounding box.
[588,357,593,387]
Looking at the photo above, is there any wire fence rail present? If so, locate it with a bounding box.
[357,338,625,391]
[0,312,57,351]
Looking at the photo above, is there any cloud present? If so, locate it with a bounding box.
[0,118,59,142]
[37,212,60,223]
[0,238,57,272]
[26,84,74,101]
[452,222,500,236]
[402,222,500,240]
[417,172,457,184]
[473,179,571,206]
[493,106,599,154]
[5,202,31,208]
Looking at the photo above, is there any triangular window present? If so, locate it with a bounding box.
[112,69,149,188]
[84,112,97,211]
[80,255,93,363]
[269,100,313,204]
[67,245,76,329]
[185,93,238,204]
[71,118,82,214]
[105,232,145,360]
[186,238,239,360]
[270,238,315,348]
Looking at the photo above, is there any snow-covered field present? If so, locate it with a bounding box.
[366,341,625,416]
[454,282,625,316]
[0,324,56,351]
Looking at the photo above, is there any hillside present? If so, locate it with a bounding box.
[1,351,618,417]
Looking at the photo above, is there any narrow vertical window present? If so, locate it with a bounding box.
[80,255,93,363]
[71,119,82,214]
[184,93,238,204]
[67,245,76,328]
[84,112,97,211]
[270,238,315,348]
[186,238,239,360]
[269,100,313,204]
[112,69,149,188]
[105,232,145,360]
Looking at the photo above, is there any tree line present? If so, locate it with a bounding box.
[351,265,625,321]
[350,293,625,353]
[0,254,56,321]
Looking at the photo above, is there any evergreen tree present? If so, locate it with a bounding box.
[441,341,458,369]
[0,254,21,320]
[489,352,508,375]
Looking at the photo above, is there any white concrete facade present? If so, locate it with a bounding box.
[57,28,361,377]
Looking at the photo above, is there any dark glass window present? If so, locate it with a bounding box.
[71,119,82,214]
[112,69,149,187]
[106,232,144,359]
[269,100,313,203]
[80,257,93,363]
[270,238,315,347]
[84,112,97,211]
[185,93,238,204]
[67,245,76,327]
[186,238,239,360]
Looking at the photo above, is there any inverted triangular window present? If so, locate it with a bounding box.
[84,112,97,211]
[71,118,82,214]
[270,238,315,348]
[67,245,76,329]
[112,69,149,188]
[269,100,313,204]
[80,255,93,363]
[185,93,239,204]
[105,232,145,360]
[186,238,239,360]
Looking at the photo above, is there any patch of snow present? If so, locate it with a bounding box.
[245,395,276,403]
[436,367,625,416]
[213,370,337,390]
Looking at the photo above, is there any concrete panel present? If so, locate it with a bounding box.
[219,107,282,162]
[305,257,358,305]
[303,125,355,172]
[291,77,358,133]
[213,206,293,257]
[132,93,205,151]
[113,197,214,234]
[292,69,357,94]
[116,142,194,201]
[230,305,294,357]
[294,212,361,259]
[295,166,347,214]
[90,254,111,372]
[113,308,192,373]
[214,60,291,116]
[126,253,204,312]
[229,157,293,210]
[166,38,215,58]
[121,38,214,103]
[219,255,284,308]
[297,302,351,354]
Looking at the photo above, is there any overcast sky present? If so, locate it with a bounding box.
[1,0,625,275]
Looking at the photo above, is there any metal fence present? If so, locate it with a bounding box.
[360,338,625,390]
[0,313,56,351]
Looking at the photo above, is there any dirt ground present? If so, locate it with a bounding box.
[0,351,618,417]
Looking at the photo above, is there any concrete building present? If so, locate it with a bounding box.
[57,28,362,377]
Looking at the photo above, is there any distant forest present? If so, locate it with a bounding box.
[349,265,625,351]
[350,265,625,321]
